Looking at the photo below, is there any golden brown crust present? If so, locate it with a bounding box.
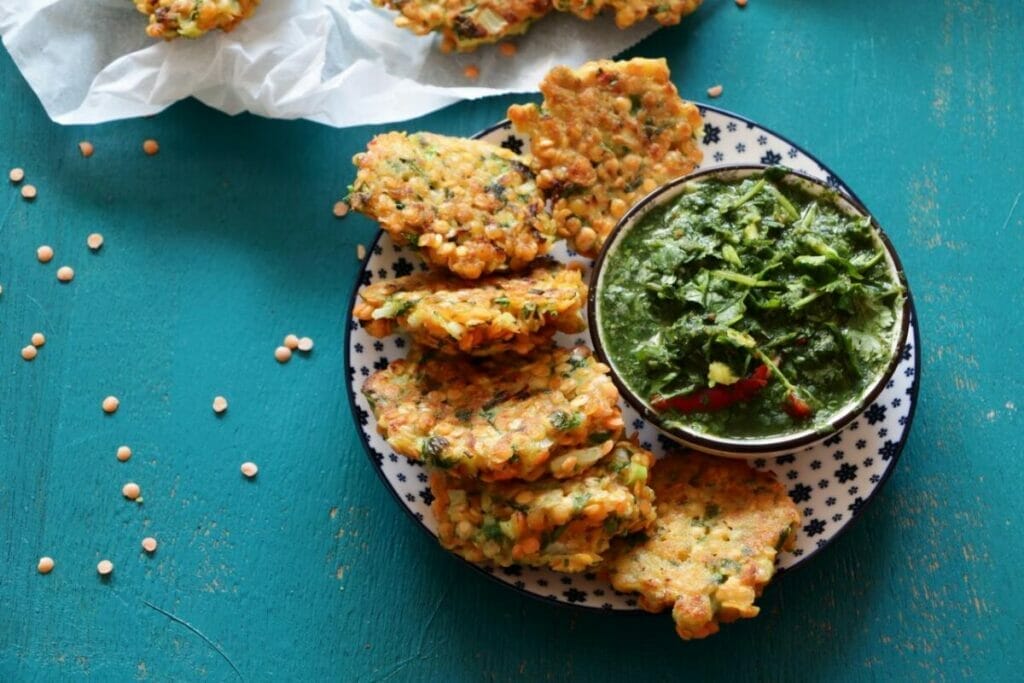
[133,0,260,39]
[607,452,800,639]
[553,0,702,28]
[372,0,553,52]
[508,58,703,257]
[430,440,657,571]
[353,261,587,356]
[361,345,624,481]
[349,132,556,280]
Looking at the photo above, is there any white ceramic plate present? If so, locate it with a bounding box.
[345,105,920,610]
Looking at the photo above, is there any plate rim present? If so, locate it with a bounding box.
[343,103,921,613]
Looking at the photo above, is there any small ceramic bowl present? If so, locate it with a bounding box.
[588,165,911,458]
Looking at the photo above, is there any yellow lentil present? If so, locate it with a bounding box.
[102,396,120,413]
[87,233,104,250]
[122,482,141,500]
[274,346,292,363]
[143,139,159,155]
[56,266,75,283]
[37,557,55,574]
[332,201,349,218]
[21,345,37,361]
[240,461,258,478]
[212,396,228,414]
[79,141,94,158]
[141,537,158,553]
[31,332,45,347]
[284,334,299,350]
[21,184,37,200]
[116,445,132,462]
[297,337,314,353]
[37,245,54,263]
[96,559,114,576]
[707,84,724,98]
[9,167,24,183]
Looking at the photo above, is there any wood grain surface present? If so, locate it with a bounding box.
[1,1,1021,681]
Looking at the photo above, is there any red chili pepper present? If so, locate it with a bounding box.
[784,392,814,420]
[651,364,771,414]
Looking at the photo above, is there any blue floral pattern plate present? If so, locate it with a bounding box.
[345,105,920,610]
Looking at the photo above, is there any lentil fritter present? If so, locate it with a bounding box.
[552,0,702,28]
[508,58,703,257]
[349,132,556,279]
[607,452,800,639]
[133,0,260,39]
[353,261,587,356]
[361,345,624,481]
[372,0,552,52]
[431,440,656,571]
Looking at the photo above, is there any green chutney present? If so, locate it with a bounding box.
[597,171,906,439]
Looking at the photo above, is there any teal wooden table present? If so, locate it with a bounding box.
[2,2,1021,681]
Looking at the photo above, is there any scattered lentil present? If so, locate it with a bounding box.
[332,201,349,218]
[707,84,724,98]
[96,560,114,576]
[21,345,38,361]
[21,184,37,200]
[87,233,104,251]
[37,557,55,574]
[9,167,24,183]
[240,461,259,478]
[116,445,132,462]
[274,346,292,363]
[102,395,120,413]
[37,245,54,263]
[143,139,160,155]
[212,396,228,414]
[79,141,94,158]
[31,332,45,347]
[283,334,299,350]
[297,337,314,353]
[736,0,747,6]
[56,266,74,283]
[122,482,141,500]
[499,42,518,57]
[356,244,367,260]
[463,64,480,80]
[141,537,158,553]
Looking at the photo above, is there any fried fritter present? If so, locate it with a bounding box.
[508,58,703,257]
[553,0,702,28]
[353,261,587,356]
[349,132,556,280]
[372,0,552,52]
[361,345,623,481]
[431,439,656,572]
[607,452,800,640]
[133,0,259,39]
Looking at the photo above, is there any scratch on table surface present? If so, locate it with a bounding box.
[142,600,243,681]
[999,192,1021,232]
[25,294,55,332]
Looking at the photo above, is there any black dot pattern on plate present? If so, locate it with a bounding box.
[345,108,919,612]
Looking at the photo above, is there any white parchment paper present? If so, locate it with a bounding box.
[0,0,657,127]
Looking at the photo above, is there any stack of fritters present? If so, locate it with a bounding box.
[351,59,797,640]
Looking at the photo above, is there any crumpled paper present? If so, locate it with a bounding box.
[0,0,657,127]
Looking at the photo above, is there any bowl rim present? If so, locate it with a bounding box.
[587,164,912,456]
